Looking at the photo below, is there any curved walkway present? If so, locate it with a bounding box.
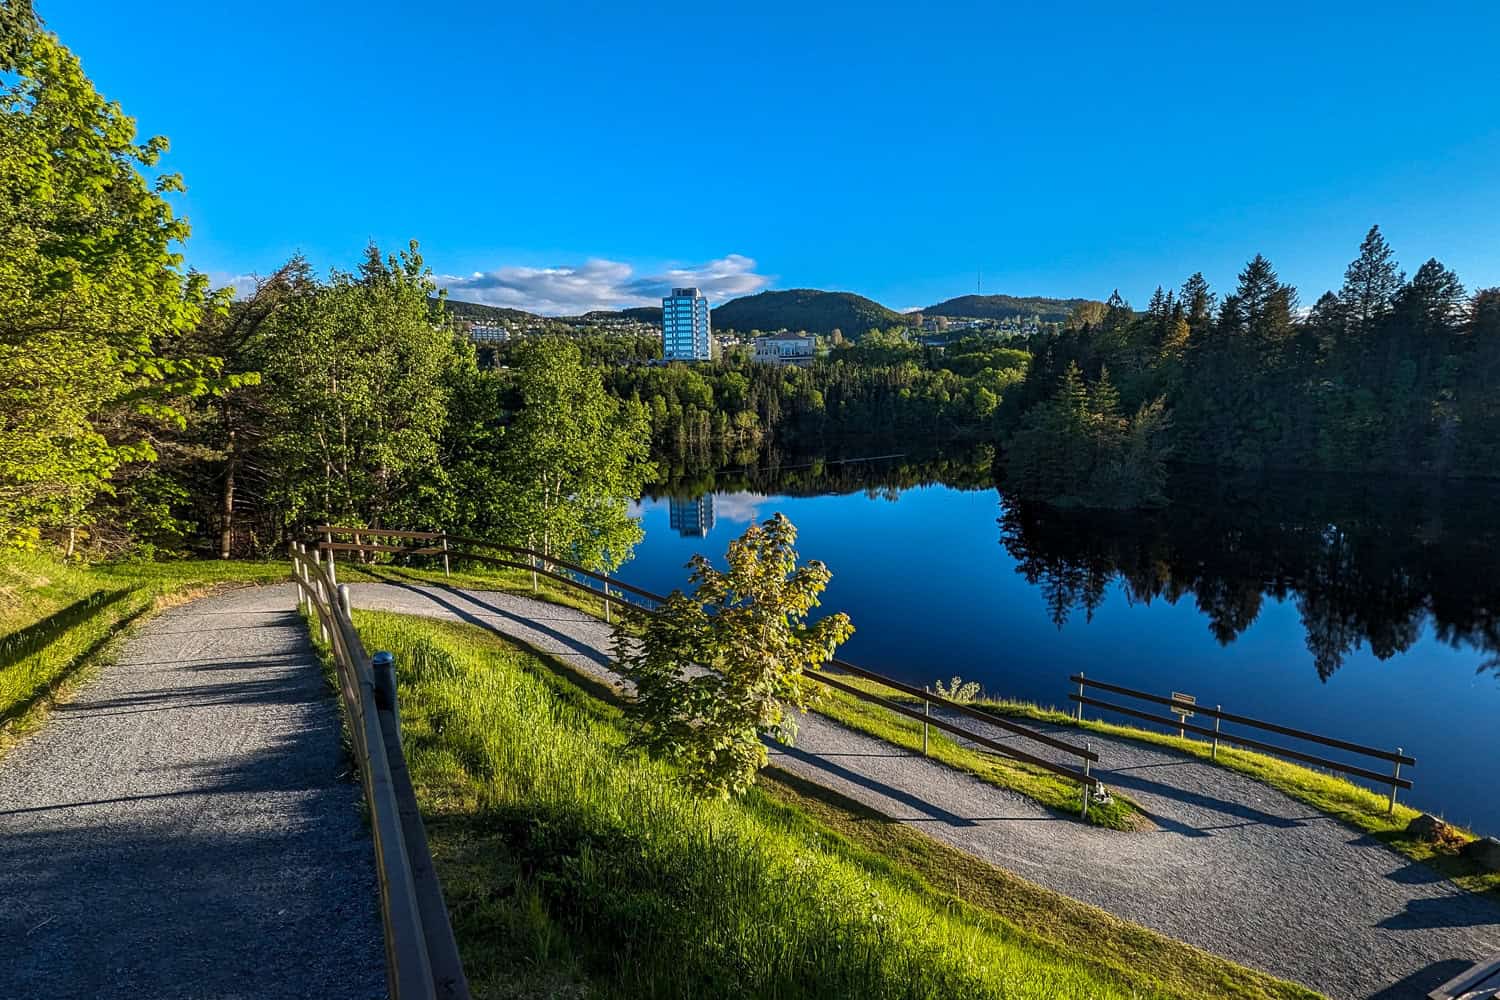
[0,586,384,1000]
[348,580,1500,1000]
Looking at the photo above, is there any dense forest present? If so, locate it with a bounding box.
[1006,232,1500,483]
[589,230,1500,509]
[0,4,655,561]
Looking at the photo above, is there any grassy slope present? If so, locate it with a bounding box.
[0,552,289,738]
[355,610,1319,1000]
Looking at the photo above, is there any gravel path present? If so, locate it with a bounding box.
[0,585,385,1000]
[348,581,1500,1000]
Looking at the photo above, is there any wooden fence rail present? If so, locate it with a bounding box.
[312,526,1108,815]
[288,542,469,1000]
[1068,673,1414,811]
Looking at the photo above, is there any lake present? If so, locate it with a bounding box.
[622,454,1500,836]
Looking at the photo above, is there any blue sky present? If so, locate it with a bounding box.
[39,0,1500,314]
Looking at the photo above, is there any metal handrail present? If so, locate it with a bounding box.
[313,527,1107,812]
[288,542,469,999]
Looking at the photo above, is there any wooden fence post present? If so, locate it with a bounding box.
[1212,706,1222,761]
[1075,672,1085,721]
[923,698,930,756]
[373,651,401,748]
[323,528,338,589]
[310,549,329,643]
[1389,748,1403,813]
[441,532,450,578]
[1081,741,1093,820]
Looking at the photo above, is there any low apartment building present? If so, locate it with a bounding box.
[752,331,815,367]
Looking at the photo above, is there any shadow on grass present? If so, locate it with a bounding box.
[0,596,154,728]
[0,588,135,670]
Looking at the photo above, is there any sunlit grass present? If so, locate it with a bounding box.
[333,559,1147,830]
[804,675,1146,830]
[353,610,1320,1000]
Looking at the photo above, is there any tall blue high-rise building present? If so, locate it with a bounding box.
[662,286,711,361]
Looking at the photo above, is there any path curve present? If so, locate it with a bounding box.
[0,585,385,1000]
[348,580,1500,1000]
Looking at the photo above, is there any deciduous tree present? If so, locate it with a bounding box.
[0,3,222,545]
[616,514,853,798]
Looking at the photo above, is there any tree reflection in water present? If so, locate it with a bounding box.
[999,471,1500,681]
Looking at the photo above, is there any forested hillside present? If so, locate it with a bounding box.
[436,297,540,325]
[712,289,905,336]
[1004,230,1500,484]
[924,294,1089,322]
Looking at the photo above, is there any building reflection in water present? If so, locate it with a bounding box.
[668,495,716,538]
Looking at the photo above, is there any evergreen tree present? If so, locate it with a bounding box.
[1340,224,1404,327]
[1180,272,1216,330]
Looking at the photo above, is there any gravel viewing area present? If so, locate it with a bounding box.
[0,587,384,1000]
[346,580,1500,1000]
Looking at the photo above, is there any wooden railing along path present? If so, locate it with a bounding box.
[1069,673,1416,811]
[288,542,469,1000]
[313,526,1111,816]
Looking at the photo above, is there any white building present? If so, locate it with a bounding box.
[662,287,712,361]
[469,323,510,343]
[753,331,815,367]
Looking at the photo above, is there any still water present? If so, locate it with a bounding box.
[623,457,1500,836]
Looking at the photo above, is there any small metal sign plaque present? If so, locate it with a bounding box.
[1170,692,1196,719]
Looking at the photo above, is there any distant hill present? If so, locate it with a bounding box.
[575,306,662,324]
[923,294,1087,322]
[712,289,905,337]
[438,297,540,325]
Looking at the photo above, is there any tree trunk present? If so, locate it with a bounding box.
[219,431,236,559]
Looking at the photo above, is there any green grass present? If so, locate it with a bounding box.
[353,609,1321,1000]
[942,694,1500,899]
[805,677,1146,830]
[0,551,289,737]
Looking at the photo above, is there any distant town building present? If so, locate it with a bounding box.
[668,495,716,537]
[752,331,815,367]
[662,286,712,361]
[469,323,510,343]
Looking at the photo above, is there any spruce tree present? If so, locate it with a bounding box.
[1180,272,1216,330]
[1340,224,1404,327]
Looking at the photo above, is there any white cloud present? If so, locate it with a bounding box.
[438,254,771,315]
[209,273,263,300]
[710,492,771,525]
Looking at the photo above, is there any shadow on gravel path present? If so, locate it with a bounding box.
[0,584,384,1000]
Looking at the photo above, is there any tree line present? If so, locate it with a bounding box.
[1,5,652,562]
[1006,228,1500,497]
[581,227,1500,510]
